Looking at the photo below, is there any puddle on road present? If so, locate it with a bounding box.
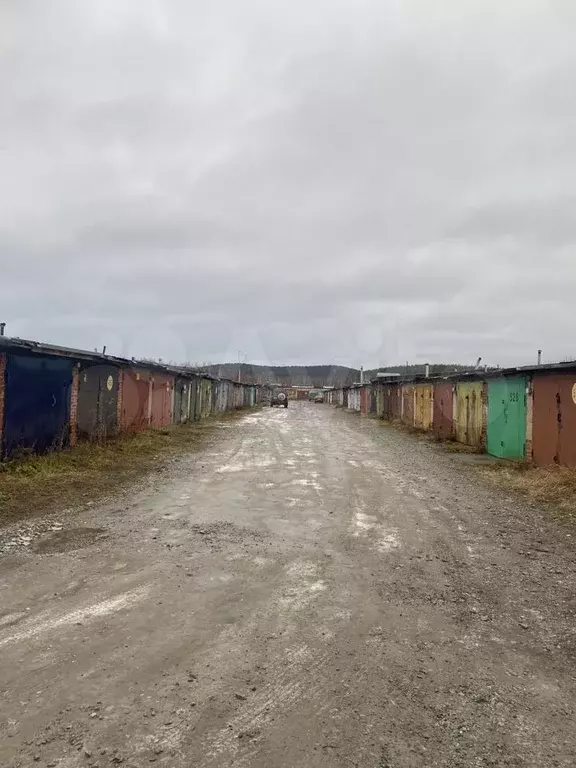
[32,527,108,554]
[1,521,108,556]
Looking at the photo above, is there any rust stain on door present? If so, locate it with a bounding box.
[433,382,454,440]
[532,373,576,466]
[454,381,485,447]
[414,384,433,430]
[402,385,415,426]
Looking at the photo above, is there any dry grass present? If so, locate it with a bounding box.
[481,462,576,518]
[375,417,404,430]
[442,440,484,454]
[0,411,245,527]
[377,417,446,444]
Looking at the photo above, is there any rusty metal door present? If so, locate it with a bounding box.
[415,384,433,430]
[121,369,150,432]
[173,378,190,423]
[532,374,576,466]
[151,375,173,428]
[77,364,119,439]
[402,385,415,426]
[433,382,453,440]
[173,379,183,423]
[390,386,402,419]
[454,381,484,447]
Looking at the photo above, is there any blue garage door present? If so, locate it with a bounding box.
[3,354,73,458]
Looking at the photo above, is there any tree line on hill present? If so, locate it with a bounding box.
[199,363,472,388]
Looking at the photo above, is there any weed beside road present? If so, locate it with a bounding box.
[374,416,576,519]
[481,461,576,519]
[0,413,243,528]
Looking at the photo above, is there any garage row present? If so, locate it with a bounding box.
[325,365,576,468]
[0,337,267,460]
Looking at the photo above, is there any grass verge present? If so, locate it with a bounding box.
[373,413,576,518]
[442,439,485,454]
[481,462,576,519]
[0,411,245,528]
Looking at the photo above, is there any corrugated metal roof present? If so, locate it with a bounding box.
[0,335,119,364]
[368,362,576,386]
[0,336,231,382]
[515,361,576,373]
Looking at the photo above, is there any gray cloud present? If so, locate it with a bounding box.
[1,0,576,369]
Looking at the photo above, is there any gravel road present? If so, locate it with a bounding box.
[1,403,576,768]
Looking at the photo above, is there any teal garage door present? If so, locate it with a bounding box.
[487,377,527,460]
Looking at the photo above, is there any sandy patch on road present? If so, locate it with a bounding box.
[217,457,277,473]
[351,499,401,553]
[0,587,150,648]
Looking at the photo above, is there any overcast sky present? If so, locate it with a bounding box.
[1,1,575,369]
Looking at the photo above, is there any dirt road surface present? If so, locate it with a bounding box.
[2,404,576,767]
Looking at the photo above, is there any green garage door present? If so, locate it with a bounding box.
[487,377,526,460]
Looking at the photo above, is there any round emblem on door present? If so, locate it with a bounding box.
[572,384,576,404]
[106,375,114,391]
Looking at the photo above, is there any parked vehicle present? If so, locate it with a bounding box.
[314,393,324,403]
[270,390,288,408]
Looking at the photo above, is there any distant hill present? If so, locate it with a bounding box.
[201,364,359,388]
[199,363,472,387]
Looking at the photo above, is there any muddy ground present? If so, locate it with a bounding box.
[1,403,575,767]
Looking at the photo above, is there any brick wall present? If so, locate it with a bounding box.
[117,369,124,433]
[525,377,534,461]
[69,366,79,447]
[0,354,5,458]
